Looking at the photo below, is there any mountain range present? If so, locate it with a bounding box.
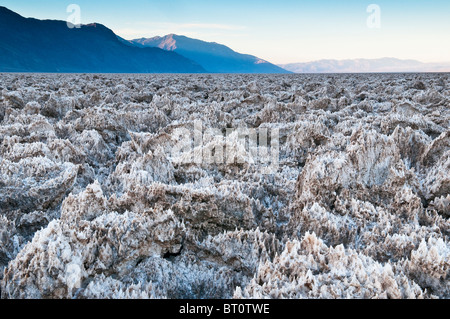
[0,6,287,73]
[279,58,450,73]
[129,34,290,73]
[1,6,449,74]
[0,6,204,73]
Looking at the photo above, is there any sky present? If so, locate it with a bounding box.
[2,0,450,64]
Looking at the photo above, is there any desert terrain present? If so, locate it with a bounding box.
[0,73,448,298]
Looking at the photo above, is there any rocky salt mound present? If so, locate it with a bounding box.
[0,73,448,299]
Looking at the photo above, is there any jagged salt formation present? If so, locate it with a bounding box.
[0,73,449,299]
[234,232,427,299]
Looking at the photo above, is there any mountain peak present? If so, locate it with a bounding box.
[0,5,26,21]
[158,34,178,50]
[130,35,291,73]
[0,6,15,14]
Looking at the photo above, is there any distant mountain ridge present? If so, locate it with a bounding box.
[0,6,205,73]
[130,34,291,74]
[279,58,450,73]
[3,6,446,74]
[0,6,288,74]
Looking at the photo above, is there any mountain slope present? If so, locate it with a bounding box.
[0,7,205,73]
[131,34,291,74]
[279,58,450,73]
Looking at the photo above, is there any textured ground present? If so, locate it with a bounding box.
[0,73,449,299]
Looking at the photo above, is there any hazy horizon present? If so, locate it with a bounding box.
[2,1,450,65]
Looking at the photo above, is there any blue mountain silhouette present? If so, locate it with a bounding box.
[130,34,291,74]
[0,6,205,73]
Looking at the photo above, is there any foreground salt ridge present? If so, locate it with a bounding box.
[0,73,448,299]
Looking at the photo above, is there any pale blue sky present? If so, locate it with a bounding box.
[2,1,450,63]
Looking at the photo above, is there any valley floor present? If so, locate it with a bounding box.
[0,73,448,298]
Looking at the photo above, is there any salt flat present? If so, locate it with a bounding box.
[0,73,448,298]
